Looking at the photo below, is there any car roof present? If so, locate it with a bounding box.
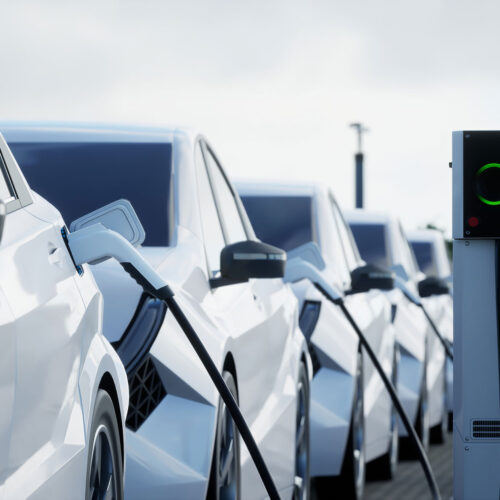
[406,228,444,244]
[0,121,198,144]
[343,208,393,225]
[235,179,320,198]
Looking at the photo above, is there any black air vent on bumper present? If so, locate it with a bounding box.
[472,419,500,438]
[126,355,167,431]
[299,301,322,375]
[308,345,321,376]
[299,301,321,343]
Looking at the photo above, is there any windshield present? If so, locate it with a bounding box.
[349,223,390,268]
[240,195,313,251]
[410,241,437,276]
[10,141,172,246]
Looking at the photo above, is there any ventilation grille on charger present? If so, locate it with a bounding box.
[126,355,167,431]
[472,419,500,438]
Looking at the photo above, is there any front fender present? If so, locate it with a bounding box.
[79,333,129,443]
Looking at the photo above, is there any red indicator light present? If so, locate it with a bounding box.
[468,216,479,227]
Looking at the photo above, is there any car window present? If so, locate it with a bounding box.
[240,195,313,251]
[330,197,359,271]
[204,147,247,244]
[349,223,390,269]
[411,241,438,276]
[0,152,16,203]
[10,141,172,246]
[194,142,226,276]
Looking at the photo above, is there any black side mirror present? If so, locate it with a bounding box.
[211,240,286,288]
[0,200,5,244]
[418,276,450,298]
[350,264,395,294]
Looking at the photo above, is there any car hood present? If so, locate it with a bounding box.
[91,247,171,343]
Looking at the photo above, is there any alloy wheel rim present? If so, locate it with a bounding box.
[219,403,238,500]
[389,363,399,474]
[353,365,365,496]
[293,380,308,500]
[389,403,399,474]
[421,385,430,450]
[88,425,116,500]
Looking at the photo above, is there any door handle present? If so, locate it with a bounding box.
[48,246,64,267]
[253,294,264,310]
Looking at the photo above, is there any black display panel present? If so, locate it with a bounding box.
[463,131,500,238]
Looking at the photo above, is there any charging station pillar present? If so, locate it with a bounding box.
[453,131,500,499]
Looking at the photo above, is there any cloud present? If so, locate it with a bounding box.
[1,0,500,234]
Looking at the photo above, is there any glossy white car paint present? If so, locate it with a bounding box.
[408,229,453,415]
[346,210,447,436]
[0,134,128,499]
[237,182,397,477]
[2,123,310,500]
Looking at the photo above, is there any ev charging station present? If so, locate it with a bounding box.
[453,131,500,499]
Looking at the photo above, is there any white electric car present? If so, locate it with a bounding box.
[0,133,128,499]
[238,182,397,499]
[408,228,453,427]
[346,210,448,448]
[2,123,311,500]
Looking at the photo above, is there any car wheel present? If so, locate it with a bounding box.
[293,363,310,500]
[86,389,124,500]
[314,352,365,500]
[430,362,447,444]
[208,371,240,500]
[368,347,399,480]
[416,364,430,453]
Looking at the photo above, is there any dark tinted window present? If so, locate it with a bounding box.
[411,241,437,276]
[349,223,389,268]
[241,195,312,251]
[10,142,172,246]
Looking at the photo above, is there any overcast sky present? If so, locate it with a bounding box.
[2,0,499,234]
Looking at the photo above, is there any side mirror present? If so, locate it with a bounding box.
[70,199,145,248]
[350,264,395,294]
[418,276,450,298]
[211,240,286,288]
[0,200,5,244]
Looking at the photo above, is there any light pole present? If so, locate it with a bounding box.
[350,122,369,209]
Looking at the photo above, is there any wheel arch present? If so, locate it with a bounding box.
[99,371,125,464]
[223,351,238,394]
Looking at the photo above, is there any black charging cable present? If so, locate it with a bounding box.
[315,284,441,500]
[151,284,281,500]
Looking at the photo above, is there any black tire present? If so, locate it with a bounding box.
[293,363,310,500]
[207,371,240,500]
[314,353,365,500]
[85,389,124,500]
[430,362,447,444]
[367,347,399,480]
[416,366,430,453]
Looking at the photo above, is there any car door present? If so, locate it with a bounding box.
[328,197,386,377]
[399,225,446,423]
[198,142,274,413]
[0,138,88,490]
[0,155,19,490]
[196,142,287,494]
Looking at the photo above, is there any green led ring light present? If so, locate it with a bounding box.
[476,163,500,205]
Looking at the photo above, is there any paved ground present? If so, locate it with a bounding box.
[364,435,452,500]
